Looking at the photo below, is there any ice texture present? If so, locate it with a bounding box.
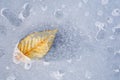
[0,0,120,80]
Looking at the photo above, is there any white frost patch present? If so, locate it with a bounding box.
[42,61,50,66]
[66,59,72,63]
[101,0,109,5]
[6,66,10,70]
[6,74,16,80]
[113,69,120,73]
[18,12,25,20]
[50,71,64,80]
[95,21,105,30]
[112,8,120,16]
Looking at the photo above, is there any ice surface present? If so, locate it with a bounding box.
[0,25,7,35]
[1,8,22,26]
[0,0,120,80]
[0,48,5,58]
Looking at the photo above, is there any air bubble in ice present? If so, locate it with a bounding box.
[101,0,109,5]
[96,30,106,40]
[19,3,31,20]
[1,8,22,26]
[112,8,120,16]
[107,17,113,24]
[22,3,31,18]
[54,9,64,19]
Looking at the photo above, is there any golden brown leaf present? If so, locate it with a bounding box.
[17,29,58,59]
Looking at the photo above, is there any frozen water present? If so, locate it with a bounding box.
[6,74,16,80]
[0,48,5,58]
[95,21,105,30]
[0,25,7,35]
[85,71,93,79]
[101,0,109,5]
[97,10,103,16]
[54,9,64,19]
[1,9,22,26]
[96,30,106,40]
[106,17,113,24]
[22,3,31,18]
[50,70,64,80]
[0,0,120,80]
[82,0,88,4]
[78,2,83,8]
[18,3,32,20]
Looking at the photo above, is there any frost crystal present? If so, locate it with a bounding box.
[95,21,105,30]
[107,17,113,24]
[51,71,64,80]
[112,8,120,16]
